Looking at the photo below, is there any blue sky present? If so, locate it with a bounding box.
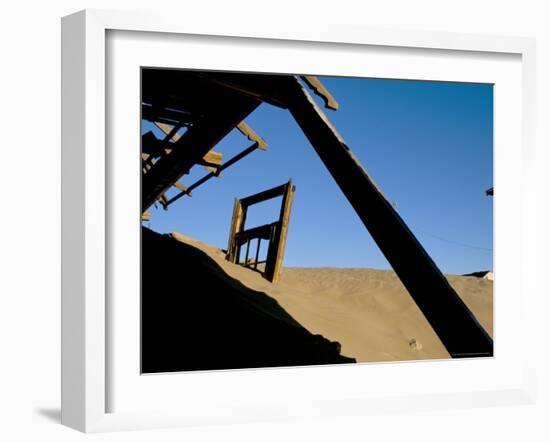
[143,76,493,275]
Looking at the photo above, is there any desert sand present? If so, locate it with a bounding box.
[142,228,352,373]
[169,231,493,364]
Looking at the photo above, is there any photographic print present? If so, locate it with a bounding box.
[140,69,493,374]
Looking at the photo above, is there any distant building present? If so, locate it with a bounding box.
[463,270,493,281]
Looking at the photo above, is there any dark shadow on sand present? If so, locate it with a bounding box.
[141,227,355,373]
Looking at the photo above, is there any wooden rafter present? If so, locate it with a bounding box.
[162,142,262,208]
[142,93,261,211]
[237,121,268,150]
[153,122,223,172]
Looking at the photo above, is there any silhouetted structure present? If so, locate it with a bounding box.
[141,228,354,372]
[227,180,295,282]
[141,69,493,359]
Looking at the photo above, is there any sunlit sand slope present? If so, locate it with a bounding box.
[169,231,493,363]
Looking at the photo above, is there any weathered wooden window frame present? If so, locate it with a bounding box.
[227,180,295,282]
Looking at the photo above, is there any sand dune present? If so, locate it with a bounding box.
[141,228,354,373]
[170,231,493,363]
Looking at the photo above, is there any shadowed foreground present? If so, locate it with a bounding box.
[142,227,355,373]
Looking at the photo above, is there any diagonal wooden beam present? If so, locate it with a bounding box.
[237,121,268,150]
[153,121,223,172]
[265,180,295,283]
[281,76,493,358]
[163,142,261,208]
[142,94,261,211]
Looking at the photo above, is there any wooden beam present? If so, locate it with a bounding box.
[265,181,295,283]
[153,122,180,139]
[239,182,288,208]
[198,151,223,172]
[234,223,276,243]
[142,104,194,126]
[142,94,260,211]
[164,143,260,207]
[301,76,339,110]
[153,121,224,172]
[202,150,222,165]
[282,77,493,358]
[192,71,289,108]
[237,121,268,150]
[227,198,245,263]
[173,181,190,194]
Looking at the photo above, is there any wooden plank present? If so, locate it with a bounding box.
[239,182,287,208]
[254,239,261,270]
[282,77,493,358]
[153,121,224,172]
[173,181,189,194]
[237,121,268,150]
[197,151,223,173]
[264,181,295,283]
[234,223,276,243]
[154,121,181,141]
[158,194,168,208]
[164,143,260,208]
[203,150,223,164]
[142,122,185,160]
[226,198,245,263]
[301,76,339,110]
[274,182,295,282]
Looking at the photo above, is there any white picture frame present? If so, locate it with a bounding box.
[61,9,537,433]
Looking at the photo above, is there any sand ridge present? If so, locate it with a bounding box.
[170,231,493,363]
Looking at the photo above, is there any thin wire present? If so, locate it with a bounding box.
[414,228,493,253]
